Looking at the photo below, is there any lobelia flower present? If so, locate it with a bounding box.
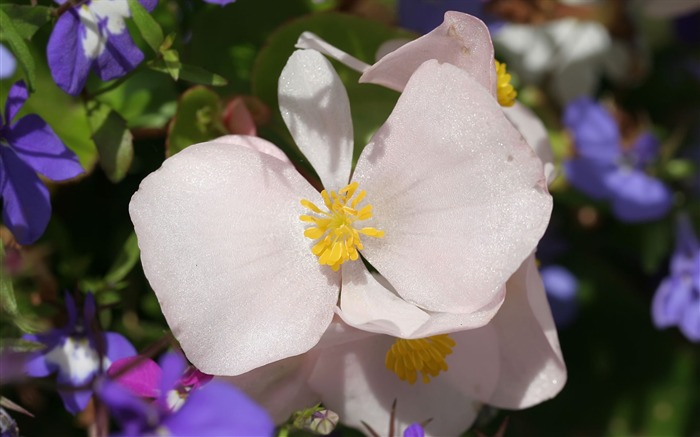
[99,352,274,436]
[652,215,700,342]
[129,9,553,383]
[0,80,84,245]
[563,97,673,222]
[0,44,17,79]
[540,264,579,328]
[22,293,136,414]
[218,12,565,435]
[47,0,157,95]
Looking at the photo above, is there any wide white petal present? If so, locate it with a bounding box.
[361,11,496,95]
[279,49,354,191]
[129,138,339,376]
[487,255,567,408]
[308,329,500,437]
[354,60,552,314]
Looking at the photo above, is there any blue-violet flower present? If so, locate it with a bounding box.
[0,80,83,244]
[22,293,136,414]
[564,97,673,222]
[47,0,157,95]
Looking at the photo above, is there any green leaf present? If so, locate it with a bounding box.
[126,0,163,53]
[87,102,134,183]
[0,241,18,317]
[166,86,225,156]
[0,4,51,40]
[103,232,140,285]
[149,56,227,86]
[0,8,36,91]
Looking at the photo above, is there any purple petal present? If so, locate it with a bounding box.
[139,0,158,12]
[5,115,84,181]
[630,132,660,168]
[675,214,700,255]
[403,423,425,437]
[58,386,93,415]
[680,302,700,342]
[652,277,693,328]
[541,265,579,328]
[97,378,154,434]
[0,148,51,245]
[605,169,673,222]
[105,332,137,364]
[64,293,79,330]
[397,0,503,35]
[0,43,17,79]
[158,352,186,400]
[564,97,621,162]
[564,158,614,200]
[47,10,93,95]
[200,0,238,5]
[162,381,274,437]
[4,81,28,124]
[108,356,162,398]
[94,30,144,82]
[22,342,58,378]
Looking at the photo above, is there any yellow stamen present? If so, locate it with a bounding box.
[385,335,456,384]
[300,182,384,271]
[495,60,517,107]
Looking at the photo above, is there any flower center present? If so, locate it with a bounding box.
[300,182,384,271]
[495,60,517,107]
[385,335,456,384]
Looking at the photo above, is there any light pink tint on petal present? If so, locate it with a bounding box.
[354,60,552,313]
[223,97,257,136]
[487,255,567,408]
[218,352,321,424]
[129,139,339,376]
[212,135,291,163]
[279,49,354,190]
[308,328,500,437]
[503,103,556,185]
[338,261,430,337]
[360,11,496,95]
[295,32,371,74]
[339,265,506,339]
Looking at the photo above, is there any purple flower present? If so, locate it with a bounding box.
[0,80,83,245]
[100,352,274,436]
[652,215,700,342]
[563,97,673,222]
[0,44,16,79]
[403,423,425,437]
[201,0,237,5]
[47,0,157,95]
[398,0,503,35]
[22,293,136,415]
[541,265,579,328]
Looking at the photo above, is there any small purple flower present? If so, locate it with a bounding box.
[564,97,673,222]
[47,0,157,95]
[0,44,17,79]
[541,265,579,328]
[100,352,274,436]
[22,293,136,415]
[0,80,83,245]
[403,423,425,437]
[652,215,700,342]
[201,0,236,5]
[398,0,503,35]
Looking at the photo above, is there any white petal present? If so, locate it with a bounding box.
[354,60,552,314]
[487,255,567,408]
[339,265,505,339]
[218,352,321,424]
[361,11,496,95]
[295,32,370,74]
[212,135,291,163]
[279,49,354,190]
[308,329,500,437]
[129,138,339,375]
[503,103,556,185]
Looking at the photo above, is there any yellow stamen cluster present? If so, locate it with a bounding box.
[385,335,456,384]
[495,60,517,107]
[300,182,384,271]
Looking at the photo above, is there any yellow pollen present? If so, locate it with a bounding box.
[300,182,384,271]
[385,335,456,384]
[495,60,517,107]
